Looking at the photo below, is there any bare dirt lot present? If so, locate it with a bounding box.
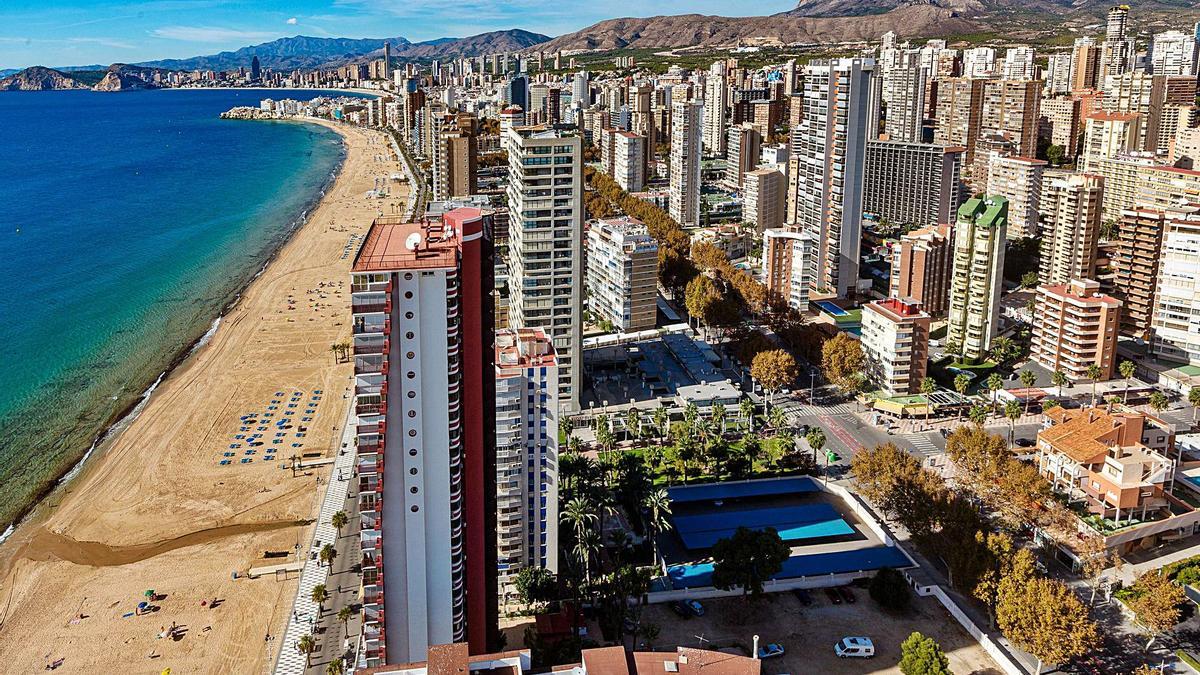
[637,589,1003,674]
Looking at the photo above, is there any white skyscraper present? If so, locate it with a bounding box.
[791,58,876,298]
[1003,46,1037,79]
[703,62,728,156]
[506,127,584,412]
[883,52,926,144]
[963,47,996,78]
[1151,30,1197,76]
[670,100,703,227]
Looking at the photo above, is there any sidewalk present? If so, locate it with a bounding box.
[272,405,359,675]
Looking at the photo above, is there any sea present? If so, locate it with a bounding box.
[0,88,355,534]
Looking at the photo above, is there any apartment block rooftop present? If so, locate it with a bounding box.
[352,208,483,273]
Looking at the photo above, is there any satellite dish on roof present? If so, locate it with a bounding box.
[406,232,422,251]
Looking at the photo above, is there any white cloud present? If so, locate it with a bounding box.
[150,25,279,42]
[286,17,298,25]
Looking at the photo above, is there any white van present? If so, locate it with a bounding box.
[834,637,875,658]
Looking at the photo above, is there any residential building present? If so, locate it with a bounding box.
[790,57,876,298]
[599,128,646,193]
[1039,96,1082,159]
[1081,112,1142,170]
[669,100,703,227]
[980,79,1041,160]
[1070,37,1103,92]
[1151,30,1197,76]
[567,646,761,675]
[932,78,985,165]
[691,225,751,262]
[963,47,996,78]
[743,167,786,232]
[1150,203,1200,365]
[762,226,818,310]
[1101,4,1135,80]
[883,58,926,143]
[1003,46,1037,80]
[1040,172,1104,285]
[363,644,531,675]
[947,196,1009,363]
[494,329,558,600]
[1113,207,1167,339]
[890,224,954,318]
[1045,53,1073,97]
[861,297,932,397]
[585,216,659,332]
[986,154,1047,239]
[432,114,478,201]
[725,123,762,188]
[863,140,964,229]
[1038,406,1176,527]
[1086,153,1159,222]
[350,208,497,666]
[1030,279,1121,380]
[506,126,584,412]
[703,63,728,156]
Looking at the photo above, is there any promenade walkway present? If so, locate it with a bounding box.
[272,406,357,675]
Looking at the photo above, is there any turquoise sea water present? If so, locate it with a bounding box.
[0,89,349,529]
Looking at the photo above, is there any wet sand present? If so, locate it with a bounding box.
[0,121,406,673]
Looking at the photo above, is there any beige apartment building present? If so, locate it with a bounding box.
[947,196,1009,363]
[1039,172,1104,285]
[1031,278,1121,380]
[762,226,818,310]
[890,224,954,318]
[986,154,1047,239]
[585,216,659,332]
[743,167,786,232]
[1081,112,1142,170]
[1039,96,1082,158]
[861,297,932,397]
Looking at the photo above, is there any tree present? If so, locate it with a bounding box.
[920,377,937,428]
[869,567,912,611]
[1004,399,1022,448]
[1127,570,1185,651]
[1042,398,1061,414]
[711,402,727,435]
[311,584,329,616]
[594,414,616,465]
[652,406,669,448]
[899,631,951,675]
[1191,386,1200,424]
[562,497,599,586]
[1019,370,1037,414]
[969,404,989,426]
[1120,360,1137,403]
[1086,363,1103,407]
[954,373,971,421]
[805,427,827,479]
[1046,143,1065,166]
[684,275,723,336]
[1149,391,1170,415]
[710,526,790,598]
[327,659,345,675]
[1076,534,1118,607]
[337,605,354,632]
[624,406,641,442]
[821,332,864,390]
[319,542,337,569]
[296,633,316,668]
[739,397,756,433]
[985,372,1005,412]
[1020,271,1040,289]
[331,510,348,537]
[1051,370,1069,396]
[850,443,923,509]
[644,488,673,566]
[515,566,558,609]
[751,349,798,406]
[997,575,1098,674]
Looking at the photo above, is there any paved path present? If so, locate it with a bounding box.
[272,405,358,675]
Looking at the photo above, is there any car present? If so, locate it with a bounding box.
[834,637,875,658]
[671,599,704,617]
[1015,437,1035,448]
[757,643,786,659]
[838,587,856,604]
[823,588,842,604]
[792,588,813,606]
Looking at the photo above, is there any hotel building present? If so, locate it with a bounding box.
[863,140,964,229]
[506,126,584,412]
[585,216,659,332]
[947,196,1009,363]
[1039,172,1104,285]
[890,224,954,318]
[762,226,818,310]
[1030,279,1121,380]
[985,154,1046,239]
[494,329,559,600]
[350,208,497,666]
[861,297,932,397]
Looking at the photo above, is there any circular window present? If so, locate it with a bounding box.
[410,486,418,494]
[404,273,413,281]
[409,467,418,475]
[408,429,416,437]
[404,291,413,299]
[406,331,414,339]
[407,351,415,359]
[407,391,416,399]
[405,312,414,320]
[408,449,417,456]
[410,505,419,512]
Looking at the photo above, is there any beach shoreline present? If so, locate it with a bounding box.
[0,127,347,546]
[0,118,406,673]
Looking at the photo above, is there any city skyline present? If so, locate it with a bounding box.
[0,0,798,70]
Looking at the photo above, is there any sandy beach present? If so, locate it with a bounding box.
[0,120,406,673]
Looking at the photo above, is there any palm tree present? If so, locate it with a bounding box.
[296,633,316,668]
[327,660,345,675]
[1051,370,1069,397]
[337,606,354,634]
[769,405,786,432]
[1004,399,1022,448]
[985,372,1004,413]
[805,428,827,482]
[711,403,727,435]
[1019,370,1037,414]
[739,397,755,433]
[1189,386,1200,425]
[644,488,673,568]
[330,343,342,363]
[684,402,699,431]
[652,406,669,448]
[594,414,616,465]
[559,416,573,445]
[624,407,642,443]
[320,543,337,569]
[1119,360,1136,403]
[969,404,989,426]
[920,377,937,429]
[954,373,970,421]
[311,584,329,616]
[330,510,348,538]
[562,497,599,586]
[1149,391,1170,416]
[1086,364,1103,407]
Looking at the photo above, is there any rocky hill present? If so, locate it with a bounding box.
[783,0,1200,25]
[92,64,165,92]
[137,35,412,72]
[536,5,978,52]
[398,30,549,59]
[0,66,89,91]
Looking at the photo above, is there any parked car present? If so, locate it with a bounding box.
[838,587,856,604]
[671,599,705,617]
[834,637,875,658]
[823,588,842,604]
[758,643,786,659]
[792,588,813,606]
[1015,437,1035,448]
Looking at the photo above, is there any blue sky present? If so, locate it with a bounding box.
[0,0,798,69]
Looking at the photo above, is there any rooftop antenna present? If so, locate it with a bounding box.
[405,232,422,251]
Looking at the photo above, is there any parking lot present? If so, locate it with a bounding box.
[637,591,1002,674]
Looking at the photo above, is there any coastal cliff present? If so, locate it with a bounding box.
[92,64,163,92]
[0,66,88,91]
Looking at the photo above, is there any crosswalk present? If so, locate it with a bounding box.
[778,400,857,418]
[901,432,943,459]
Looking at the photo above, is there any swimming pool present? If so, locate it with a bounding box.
[815,300,848,317]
